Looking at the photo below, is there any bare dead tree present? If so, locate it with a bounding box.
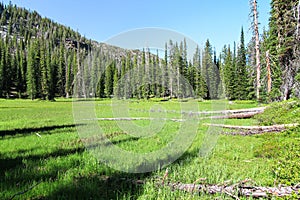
[266,50,272,94]
[251,0,261,100]
[297,0,300,37]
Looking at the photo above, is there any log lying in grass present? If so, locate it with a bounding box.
[163,181,300,199]
[93,174,300,199]
[83,107,267,122]
[129,107,267,116]
[85,117,185,122]
[204,123,299,130]
[209,111,261,119]
[203,123,299,135]
[200,107,266,115]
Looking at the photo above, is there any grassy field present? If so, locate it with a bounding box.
[0,99,299,199]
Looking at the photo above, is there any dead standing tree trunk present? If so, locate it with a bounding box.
[266,50,272,94]
[297,0,300,38]
[252,0,261,101]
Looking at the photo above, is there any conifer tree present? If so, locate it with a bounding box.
[0,39,4,97]
[26,41,37,100]
[202,39,219,99]
[223,45,236,100]
[105,61,115,97]
[236,27,248,99]
[57,43,66,97]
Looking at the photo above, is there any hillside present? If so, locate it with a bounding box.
[1,2,300,102]
[0,2,145,100]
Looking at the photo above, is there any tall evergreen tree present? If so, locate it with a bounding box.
[223,45,236,100]
[105,61,115,97]
[57,43,66,97]
[202,39,219,99]
[193,45,207,98]
[26,40,39,100]
[267,0,299,100]
[236,27,248,99]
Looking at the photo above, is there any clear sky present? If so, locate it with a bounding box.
[2,0,271,54]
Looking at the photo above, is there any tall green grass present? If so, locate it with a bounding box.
[0,99,298,199]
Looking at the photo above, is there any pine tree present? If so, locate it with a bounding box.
[223,45,236,100]
[57,43,65,97]
[202,39,219,99]
[0,39,4,97]
[192,45,207,99]
[39,39,48,100]
[125,52,132,98]
[267,0,299,100]
[2,37,11,98]
[105,61,115,97]
[16,40,26,98]
[236,27,248,100]
[163,43,169,97]
[113,63,119,97]
[46,46,55,100]
[26,41,37,100]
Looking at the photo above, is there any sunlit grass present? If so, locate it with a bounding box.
[0,99,297,199]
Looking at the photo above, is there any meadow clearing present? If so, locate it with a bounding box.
[0,99,299,199]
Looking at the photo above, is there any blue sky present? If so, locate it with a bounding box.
[2,0,271,54]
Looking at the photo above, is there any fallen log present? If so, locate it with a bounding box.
[199,107,266,115]
[83,112,259,123]
[203,123,299,135]
[92,173,300,199]
[204,123,299,130]
[209,112,261,119]
[164,181,300,198]
[84,117,185,122]
[129,107,267,116]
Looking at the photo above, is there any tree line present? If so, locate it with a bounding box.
[0,1,299,101]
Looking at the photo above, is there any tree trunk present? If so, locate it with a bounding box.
[253,0,261,100]
[163,181,300,198]
[297,0,300,38]
[266,50,271,94]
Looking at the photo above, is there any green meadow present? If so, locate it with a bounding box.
[0,99,299,199]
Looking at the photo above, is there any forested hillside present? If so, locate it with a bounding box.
[0,1,299,101]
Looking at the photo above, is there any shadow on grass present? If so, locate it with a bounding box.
[0,133,203,200]
[0,147,85,172]
[46,172,148,200]
[0,146,149,200]
[0,124,85,138]
[44,147,203,200]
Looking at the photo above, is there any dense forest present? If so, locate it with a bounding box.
[0,1,299,101]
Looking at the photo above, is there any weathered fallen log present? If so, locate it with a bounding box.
[83,107,267,123]
[84,117,185,122]
[129,107,267,116]
[199,107,266,115]
[203,123,299,135]
[164,181,300,198]
[117,175,300,199]
[204,123,299,130]
[91,172,300,199]
[209,112,261,119]
[84,110,263,122]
